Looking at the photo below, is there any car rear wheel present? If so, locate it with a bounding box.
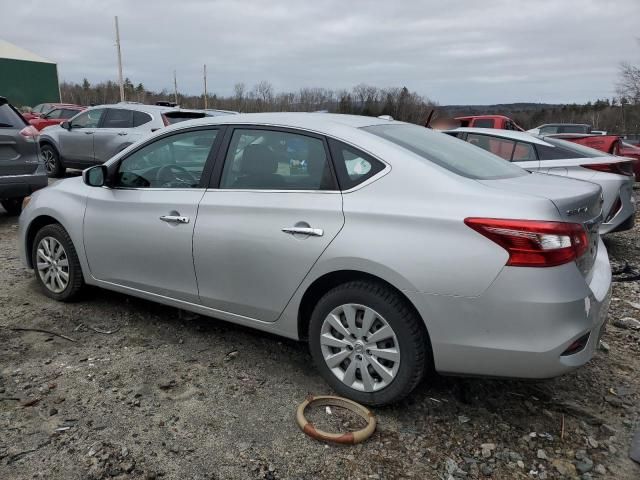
[1,198,23,215]
[309,281,430,406]
[32,224,84,301]
[41,144,65,178]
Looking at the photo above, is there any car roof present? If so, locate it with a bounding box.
[162,112,396,132]
[446,127,551,146]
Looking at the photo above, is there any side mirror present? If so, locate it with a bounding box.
[60,121,71,130]
[83,165,107,187]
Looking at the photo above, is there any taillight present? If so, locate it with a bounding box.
[464,218,588,267]
[19,125,40,141]
[581,161,635,177]
[161,114,169,127]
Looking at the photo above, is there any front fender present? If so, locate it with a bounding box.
[19,178,90,277]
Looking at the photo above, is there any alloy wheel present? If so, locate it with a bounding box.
[320,303,400,392]
[42,149,56,174]
[36,236,69,293]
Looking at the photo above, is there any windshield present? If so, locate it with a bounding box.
[362,123,527,180]
[541,137,611,158]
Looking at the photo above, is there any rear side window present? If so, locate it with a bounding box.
[133,111,152,127]
[473,119,495,128]
[102,109,133,128]
[536,137,608,160]
[512,142,537,161]
[0,104,27,128]
[539,126,559,135]
[466,133,515,160]
[328,139,384,190]
[163,111,206,125]
[363,124,526,180]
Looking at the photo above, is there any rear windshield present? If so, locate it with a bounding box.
[163,111,207,125]
[473,119,495,128]
[540,137,610,159]
[362,123,527,180]
[0,103,28,128]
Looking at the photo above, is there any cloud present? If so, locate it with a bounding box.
[2,0,639,104]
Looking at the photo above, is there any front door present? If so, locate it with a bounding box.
[61,108,105,163]
[83,127,222,302]
[194,127,344,321]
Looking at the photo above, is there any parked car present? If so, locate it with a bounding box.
[527,123,592,135]
[0,96,47,215]
[29,105,85,131]
[455,115,524,131]
[38,103,211,177]
[618,142,640,181]
[445,128,636,233]
[22,103,81,121]
[19,113,611,405]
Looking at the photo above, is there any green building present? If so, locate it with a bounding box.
[0,39,59,107]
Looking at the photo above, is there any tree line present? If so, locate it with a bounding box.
[60,79,437,125]
[57,49,640,135]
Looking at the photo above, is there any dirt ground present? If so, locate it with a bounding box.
[1,184,639,480]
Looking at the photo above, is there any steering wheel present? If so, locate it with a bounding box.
[155,164,197,188]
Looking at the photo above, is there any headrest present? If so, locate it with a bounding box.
[242,144,278,175]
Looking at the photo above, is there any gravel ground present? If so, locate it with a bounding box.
[1,183,639,480]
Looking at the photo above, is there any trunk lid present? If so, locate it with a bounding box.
[478,172,603,276]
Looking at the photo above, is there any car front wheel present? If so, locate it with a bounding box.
[32,224,84,301]
[309,281,430,406]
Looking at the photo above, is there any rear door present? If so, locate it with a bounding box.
[93,108,133,163]
[60,108,105,163]
[0,102,38,176]
[193,126,344,321]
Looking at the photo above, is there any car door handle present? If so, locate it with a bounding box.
[84,131,94,135]
[281,227,324,237]
[117,132,128,136]
[160,215,190,224]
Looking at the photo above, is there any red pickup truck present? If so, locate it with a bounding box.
[454,115,524,131]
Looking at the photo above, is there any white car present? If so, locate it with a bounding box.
[445,128,636,234]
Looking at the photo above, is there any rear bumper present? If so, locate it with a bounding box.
[406,237,612,379]
[0,166,48,200]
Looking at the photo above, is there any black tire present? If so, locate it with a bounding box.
[31,223,84,301]
[1,198,23,215]
[41,144,65,178]
[308,281,430,406]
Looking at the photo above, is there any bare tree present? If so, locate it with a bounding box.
[617,62,640,104]
[233,82,246,112]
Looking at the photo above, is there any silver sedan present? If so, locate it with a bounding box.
[18,113,611,405]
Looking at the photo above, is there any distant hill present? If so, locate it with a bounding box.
[440,103,563,116]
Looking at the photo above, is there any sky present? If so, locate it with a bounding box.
[3,0,639,105]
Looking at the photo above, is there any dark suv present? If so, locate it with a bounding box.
[0,97,47,215]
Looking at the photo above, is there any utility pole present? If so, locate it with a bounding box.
[173,70,178,105]
[114,16,125,102]
[203,64,208,109]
